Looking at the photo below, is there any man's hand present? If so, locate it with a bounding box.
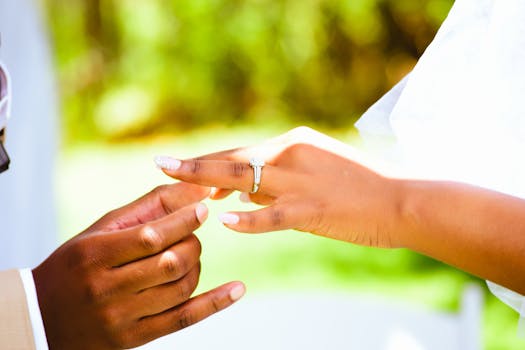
[32,183,245,350]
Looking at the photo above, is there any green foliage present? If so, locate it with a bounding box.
[44,0,453,143]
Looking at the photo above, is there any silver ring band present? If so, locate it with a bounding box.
[249,157,265,193]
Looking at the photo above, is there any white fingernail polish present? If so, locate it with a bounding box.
[154,156,181,171]
[218,213,240,225]
[239,192,251,203]
[195,203,209,224]
[229,284,246,302]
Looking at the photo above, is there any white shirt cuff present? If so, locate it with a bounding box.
[19,268,49,350]
[487,280,525,336]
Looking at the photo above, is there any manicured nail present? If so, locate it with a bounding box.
[239,192,251,203]
[195,203,208,224]
[218,213,240,225]
[154,156,181,171]
[229,283,246,302]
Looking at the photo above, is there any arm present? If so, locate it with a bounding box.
[155,126,525,295]
[399,179,525,295]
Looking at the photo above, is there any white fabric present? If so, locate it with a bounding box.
[0,0,59,269]
[356,0,525,323]
[19,269,49,350]
[0,61,11,129]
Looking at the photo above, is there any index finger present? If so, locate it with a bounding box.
[93,203,207,266]
[88,183,210,233]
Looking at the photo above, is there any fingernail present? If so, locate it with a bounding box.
[239,192,251,203]
[154,156,181,171]
[218,213,240,225]
[195,203,208,224]
[209,187,218,198]
[229,283,246,302]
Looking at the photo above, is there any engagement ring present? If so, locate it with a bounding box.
[249,157,265,193]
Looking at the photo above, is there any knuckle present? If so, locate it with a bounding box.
[84,278,111,303]
[210,294,223,313]
[190,159,202,174]
[176,308,194,330]
[68,238,97,269]
[152,185,172,214]
[270,207,284,228]
[189,267,201,292]
[98,306,122,331]
[180,213,197,234]
[196,237,202,257]
[177,278,195,300]
[188,234,202,257]
[139,225,164,253]
[65,240,86,269]
[161,251,183,277]
[247,214,257,229]
[131,267,147,282]
[152,184,170,197]
[230,162,247,178]
[285,143,309,156]
[277,143,318,166]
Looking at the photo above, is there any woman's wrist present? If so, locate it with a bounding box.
[392,179,451,254]
[387,178,421,250]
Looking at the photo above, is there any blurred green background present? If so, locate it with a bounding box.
[43,0,525,349]
[45,0,452,143]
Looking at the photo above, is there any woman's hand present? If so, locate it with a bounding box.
[155,127,405,248]
[155,127,525,294]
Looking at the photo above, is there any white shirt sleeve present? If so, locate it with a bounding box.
[19,269,49,350]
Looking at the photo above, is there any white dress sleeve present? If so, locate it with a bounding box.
[356,0,525,328]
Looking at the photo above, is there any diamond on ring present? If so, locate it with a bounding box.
[249,157,265,193]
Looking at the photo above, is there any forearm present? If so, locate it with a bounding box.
[398,179,525,294]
